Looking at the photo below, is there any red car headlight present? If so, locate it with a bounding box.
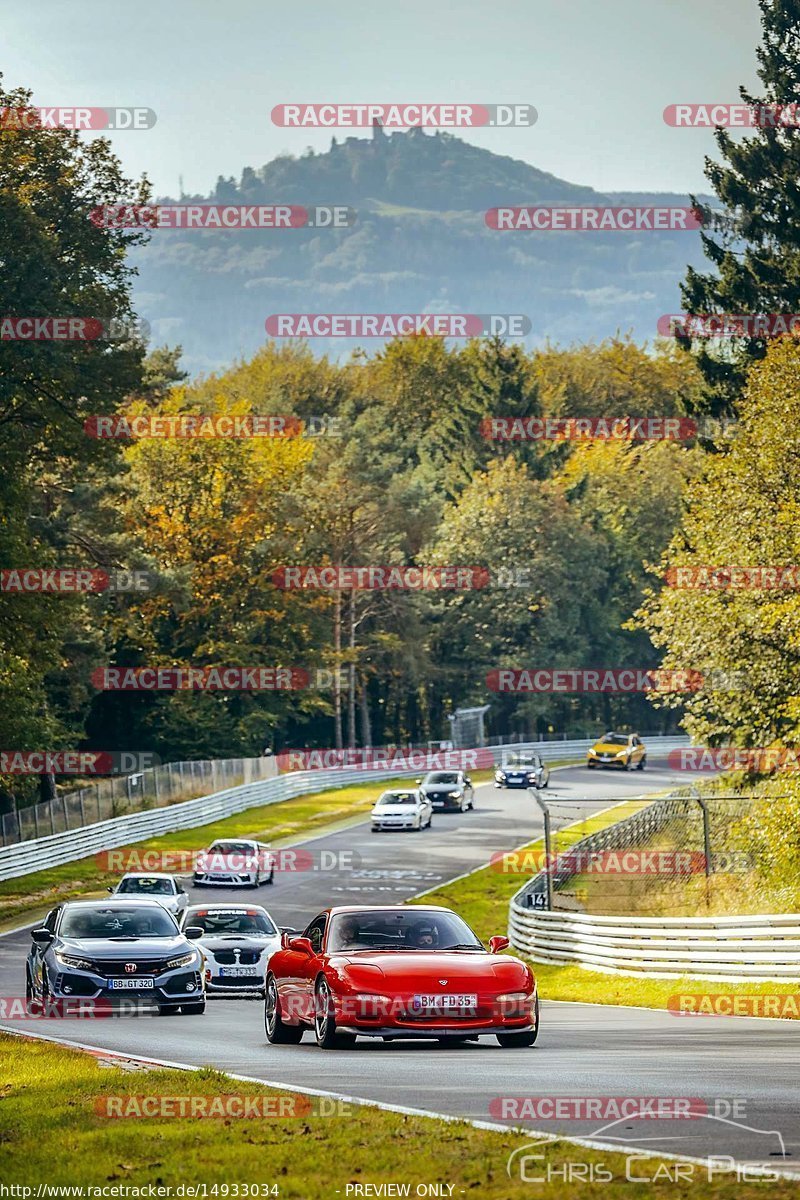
[495,990,536,1017]
[339,993,394,1021]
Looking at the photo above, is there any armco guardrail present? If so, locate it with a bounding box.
[508,908,800,982]
[0,734,688,883]
[0,764,415,883]
[1,755,279,846]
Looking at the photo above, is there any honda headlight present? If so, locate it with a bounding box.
[166,951,200,970]
[55,951,93,970]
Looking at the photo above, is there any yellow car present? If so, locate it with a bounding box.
[587,732,646,771]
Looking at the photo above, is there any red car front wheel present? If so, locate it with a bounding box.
[265,975,303,1044]
[314,978,355,1049]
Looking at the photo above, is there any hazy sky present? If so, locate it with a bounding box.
[4,0,762,196]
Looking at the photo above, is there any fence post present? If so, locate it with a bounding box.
[528,787,552,910]
[689,786,713,876]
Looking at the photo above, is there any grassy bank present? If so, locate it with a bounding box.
[1,1031,793,1197]
[0,780,386,929]
[410,800,800,1017]
[0,763,570,931]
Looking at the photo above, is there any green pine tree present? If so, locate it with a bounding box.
[681,0,800,415]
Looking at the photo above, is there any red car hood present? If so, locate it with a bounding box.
[328,951,531,989]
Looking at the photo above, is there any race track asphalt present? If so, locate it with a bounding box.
[2,758,798,1177]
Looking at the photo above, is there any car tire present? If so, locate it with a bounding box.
[264,976,303,1044]
[623,758,631,771]
[265,868,275,884]
[497,998,540,1047]
[637,755,647,771]
[314,977,355,1049]
[181,1001,206,1015]
[586,762,595,769]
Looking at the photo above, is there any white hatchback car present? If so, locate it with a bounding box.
[108,872,189,917]
[371,788,433,832]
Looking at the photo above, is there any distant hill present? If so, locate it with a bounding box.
[130,128,715,375]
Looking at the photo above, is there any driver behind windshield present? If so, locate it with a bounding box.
[409,922,439,949]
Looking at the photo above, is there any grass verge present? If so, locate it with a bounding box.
[0,763,575,932]
[0,780,386,930]
[410,799,800,1018]
[1,1031,794,1196]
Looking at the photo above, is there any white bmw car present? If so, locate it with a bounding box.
[180,903,280,996]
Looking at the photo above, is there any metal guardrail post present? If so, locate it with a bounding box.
[528,786,552,911]
[689,786,713,877]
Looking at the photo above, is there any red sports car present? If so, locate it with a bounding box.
[264,904,539,1049]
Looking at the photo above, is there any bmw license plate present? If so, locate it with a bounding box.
[219,966,258,977]
[108,977,154,989]
[412,993,477,1010]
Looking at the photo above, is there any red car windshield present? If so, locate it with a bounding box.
[328,910,483,953]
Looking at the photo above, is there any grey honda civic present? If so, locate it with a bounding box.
[26,896,206,1015]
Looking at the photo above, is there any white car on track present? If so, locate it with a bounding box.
[371,788,433,832]
[108,872,189,917]
[180,903,281,996]
[193,838,275,887]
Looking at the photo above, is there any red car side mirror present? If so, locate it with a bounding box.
[287,936,315,955]
[489,935,510,953]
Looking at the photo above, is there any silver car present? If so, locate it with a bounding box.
[181,903,281,996]
[371,789,433,832]
[108,872,189,917]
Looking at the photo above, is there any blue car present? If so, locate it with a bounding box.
[26,896,206,1015]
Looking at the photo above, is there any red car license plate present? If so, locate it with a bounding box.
[412,993,477,1010]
